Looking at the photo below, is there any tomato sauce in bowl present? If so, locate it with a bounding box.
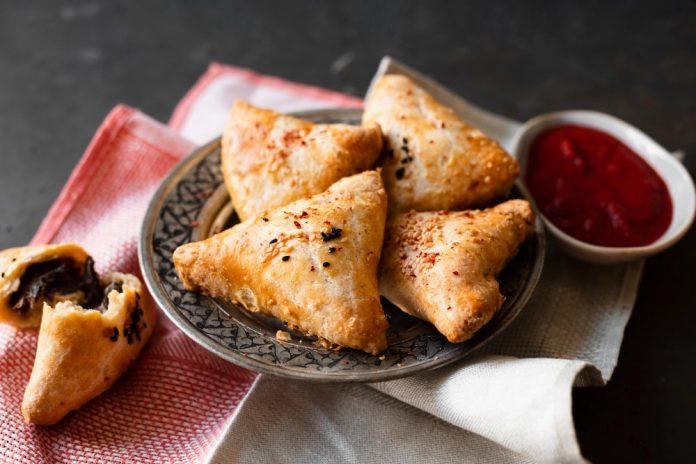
[525,125,672,247]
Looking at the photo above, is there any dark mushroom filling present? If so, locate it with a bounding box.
[9,257,104,315]
[96,281,124,312]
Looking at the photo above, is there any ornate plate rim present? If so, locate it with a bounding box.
[138,108,546,383]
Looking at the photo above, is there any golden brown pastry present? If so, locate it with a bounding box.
[222,100,383,221]
[174,170,389,354]
[379,200,535,343]
[363,74,519,214]
[22,272,156,425]
[0,243,97,329]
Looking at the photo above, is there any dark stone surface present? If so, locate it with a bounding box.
[0,0,694,461]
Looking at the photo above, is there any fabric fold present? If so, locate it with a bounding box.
[207,355,594,464]
[1,62,641,464]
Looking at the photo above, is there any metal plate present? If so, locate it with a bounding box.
[138,108,545,382]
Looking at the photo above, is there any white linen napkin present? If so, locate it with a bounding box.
[174,59,643,464]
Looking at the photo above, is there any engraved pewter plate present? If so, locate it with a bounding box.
[139,108,545,382]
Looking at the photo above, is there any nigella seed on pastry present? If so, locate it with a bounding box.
[320,227,342,241]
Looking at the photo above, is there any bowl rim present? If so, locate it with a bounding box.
[509,109,696,257]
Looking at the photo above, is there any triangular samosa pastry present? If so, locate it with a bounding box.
[21,272,156,425]
[379,200,535,343]
[363,75,519,214]
[222,101,383,221]
[174,170,389,354]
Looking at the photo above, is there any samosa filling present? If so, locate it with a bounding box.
[9,257,102,315]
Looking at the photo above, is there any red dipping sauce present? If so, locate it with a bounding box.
[526,125,672,247]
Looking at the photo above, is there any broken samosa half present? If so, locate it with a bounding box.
[379,199,535,343]
[22,271,156,425]
[222,100,383,221]
[363,74,519,214]
[0,243,99,329]
[174,170,389,354]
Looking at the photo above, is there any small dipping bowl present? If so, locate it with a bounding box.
[509,110,695,263]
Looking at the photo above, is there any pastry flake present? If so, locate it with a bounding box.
[174,170,389,354]
[379,199,535,343]
[21,272,156,425]
[222,100,383,221]
[363,74,519,214]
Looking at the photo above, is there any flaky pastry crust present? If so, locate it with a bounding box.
[174,170,389,354]
[363,75,519,214]
[21,272,156,425]
[222,100,383,221]
[0,243,90,329]
[379,200,535,343]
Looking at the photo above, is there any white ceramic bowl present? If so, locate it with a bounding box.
[509,110,695,264]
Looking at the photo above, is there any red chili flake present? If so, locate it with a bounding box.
[300,211,309,218]
[399,254,407,260]
[283,130,299,142]
[452,271,459,276]
[395,168,405,180]
[440,122,446,129]
[409,272,416,278]
[190,220,199,227]
[270,238,278,244]
[438,210,450,215]
[294,221,302,229]
[262,217,269,222]
[310,266,315,272]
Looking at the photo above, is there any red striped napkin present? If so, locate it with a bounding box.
[0,63,359,463]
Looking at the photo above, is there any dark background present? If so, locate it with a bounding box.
[1,1,694,461]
